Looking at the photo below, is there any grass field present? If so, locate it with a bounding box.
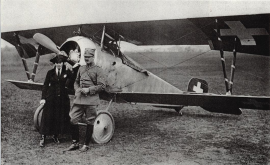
[1,47,270,165]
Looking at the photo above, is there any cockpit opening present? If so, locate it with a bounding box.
[60,41,81,64]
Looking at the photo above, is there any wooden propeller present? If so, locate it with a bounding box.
[33,33,75,66]
[33,33,60,54]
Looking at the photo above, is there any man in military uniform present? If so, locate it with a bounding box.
[67,48,106,152]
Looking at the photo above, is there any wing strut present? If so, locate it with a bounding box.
[229,38,237,94]
[216,19,237,95]
[14,32,31,80]
[14,32,41,82]
[98,26,148,75]
[31,50,41,81]
[101,26,106,51]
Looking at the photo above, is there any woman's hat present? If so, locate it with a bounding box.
[50,51,68,63]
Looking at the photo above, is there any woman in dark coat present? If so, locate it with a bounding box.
[39,52,72,147]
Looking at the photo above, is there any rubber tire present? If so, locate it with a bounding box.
[34,104,44,131]
[92,110,115,144]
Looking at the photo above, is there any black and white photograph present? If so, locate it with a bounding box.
[1,0,270,164]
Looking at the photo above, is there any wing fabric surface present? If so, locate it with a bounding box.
[1,20,208,49]
[7,80,43,91]
[189,14,270,55]
[116,92,270,111]
[1,25,81,58]
[6,80,76,95]
[2,14,269,56]
[7,80,270,114]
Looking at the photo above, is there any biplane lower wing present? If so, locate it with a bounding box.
[115,92,270,115]
[6,80,270,114]
[6,80,76,95]
[7,80,43,91]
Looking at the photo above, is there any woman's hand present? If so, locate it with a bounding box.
[73,63,80,68]
[40,99,46,105]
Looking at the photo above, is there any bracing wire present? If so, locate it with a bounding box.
[105,24,222,94]
[104,23,268,94]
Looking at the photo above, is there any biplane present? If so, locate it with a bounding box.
[1,10,270,144]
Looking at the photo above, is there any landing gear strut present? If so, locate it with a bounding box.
[175,105,184,116]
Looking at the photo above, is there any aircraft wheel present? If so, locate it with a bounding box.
[34,104,44,131]
[92,110,115,144]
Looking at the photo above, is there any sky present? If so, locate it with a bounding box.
[1,0,270,47]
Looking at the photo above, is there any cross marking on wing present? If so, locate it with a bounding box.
[220,21,269,46]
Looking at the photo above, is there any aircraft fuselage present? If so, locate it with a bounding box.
[60,36,183,94]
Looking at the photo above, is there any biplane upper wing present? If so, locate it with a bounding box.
[1,18,209,48]
[2,14,269,57]
[1,25,83,58]
[189,14,270,55]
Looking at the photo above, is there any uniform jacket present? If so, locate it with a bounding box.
[73,64,106,105]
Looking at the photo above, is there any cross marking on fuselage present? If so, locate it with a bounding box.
[220,21,269,46]
[193,82,203,93]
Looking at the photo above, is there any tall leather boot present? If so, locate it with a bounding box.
[71,124,79,142]
[39,135,46,147]
[66,125,79,151]
[79,124,94,152]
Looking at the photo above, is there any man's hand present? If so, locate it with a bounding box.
[76,88,83,93]
[82,88,90,95]
[81,87,96,95]
[89,86,96,95]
